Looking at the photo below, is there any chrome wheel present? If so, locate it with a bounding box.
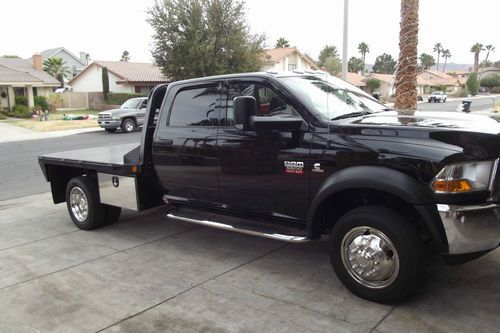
[69,187,88,222]
[341,226,400,289]
[123,119,134,132]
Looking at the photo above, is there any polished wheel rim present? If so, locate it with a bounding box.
[125,121,134,132]
[341,226,400,289]
[70,187,88,222]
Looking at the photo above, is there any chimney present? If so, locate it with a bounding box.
[32,53,42,71]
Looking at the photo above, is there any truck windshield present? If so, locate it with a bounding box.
[279,75,386,120]
[121,99,142,109]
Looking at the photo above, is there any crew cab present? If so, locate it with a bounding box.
[428,91,447,103]
[97,97,148,133]
[39,72,500,303]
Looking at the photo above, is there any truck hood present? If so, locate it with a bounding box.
[342,111,500,135]
[99,108,134,115]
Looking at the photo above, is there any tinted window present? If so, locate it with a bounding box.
[221,83,300,126]
[169,86,218,126]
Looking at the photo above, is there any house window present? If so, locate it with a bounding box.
[288,64,297,71]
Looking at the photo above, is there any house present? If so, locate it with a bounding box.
[479,67,500,80]
[262,47,317,72]
[36,47,89,78]
[417,70,462,94]
[0,55,60,111]
[69,61,171,94]
[368,73,395,98]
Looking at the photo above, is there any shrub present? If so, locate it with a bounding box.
[34,96,49,110]
[7,105,32,118]
[106,93,147,105]
[15,95,28,106]
[480,75,500,88]
[453,89,469,97]
[490,87,500,94]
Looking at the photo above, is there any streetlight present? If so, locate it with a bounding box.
[342,0,349,80]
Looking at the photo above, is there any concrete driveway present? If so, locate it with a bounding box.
[1,192,499,332]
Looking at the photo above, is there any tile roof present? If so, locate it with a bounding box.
[344,72,367,87]
[0,65,41,83]
[0,57,60,85]
[70,61,170,84]
[417,70,461,86]
[421,70,455,79]
[370,73,395,84]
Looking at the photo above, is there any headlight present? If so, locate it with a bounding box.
[431,161,494,193]
[112,115,121,120]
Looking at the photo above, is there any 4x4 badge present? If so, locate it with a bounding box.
[312,163,324,173]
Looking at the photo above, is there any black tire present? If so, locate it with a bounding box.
[66,176,107,230]
[329,205,427,303]
[121,118,136,133]
[105,128,117,133]
[103,205,121,225]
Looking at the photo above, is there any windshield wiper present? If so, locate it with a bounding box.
[331,111,370,121]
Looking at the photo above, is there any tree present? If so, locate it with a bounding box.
[148,0,265,81]
[323,56,342,75]
[366,78,381,94]
[372,53,397,74]
[318,45,339,67]
[466,72,479,95]
[419,53,435,70]
[102,67,110,100]
[357,42,369,70]
[275,37,290,48]
[480,74,500,88]
[494,60,500,68]
[1,55,20,58]
[43,57,70,87]
[433,42,443,71]
[470,43,484,72]
[120,51,130,62]
[395,0,419,112]
[348,57,364,72]
[484,44,495,66]
[441,49,451,72]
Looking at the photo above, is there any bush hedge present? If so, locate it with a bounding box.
[34,96,49,110]
[490,87,500,94]
[6,105,32,118]
[15,95,28,106]
[480,75,500,88]
[106,93,147,105]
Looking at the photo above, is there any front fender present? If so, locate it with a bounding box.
[306,166,446,251]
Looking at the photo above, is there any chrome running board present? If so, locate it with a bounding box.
[166,213,311,243]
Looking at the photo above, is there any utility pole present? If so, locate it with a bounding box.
[342,0,349,80]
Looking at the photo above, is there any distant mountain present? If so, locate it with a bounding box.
[435,63,473,72]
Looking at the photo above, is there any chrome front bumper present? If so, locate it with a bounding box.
[438,203,500,254]
[98,120,121,128]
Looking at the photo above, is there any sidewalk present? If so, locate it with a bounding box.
[0,121,100,144]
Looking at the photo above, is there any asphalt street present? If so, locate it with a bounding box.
[417,95,498,112]
[0,129,141,201]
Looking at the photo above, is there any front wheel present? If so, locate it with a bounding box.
[121,118,136,133]
[329,205,428,303]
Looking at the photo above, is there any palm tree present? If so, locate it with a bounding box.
[470,43,484,72]
[395,0,419,113]
[484,44,495,66]
[441,49,451,72]
[357,42,370,70]
[419,53,435,70]
[275,37,290,48]
[433,42,443,71]
[42,57,70,87]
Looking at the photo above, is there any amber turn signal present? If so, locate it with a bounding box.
[432,179,473,193]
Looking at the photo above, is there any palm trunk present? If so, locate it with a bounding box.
[442,57,447,72]
[474,53,479,72]
[436,53,440,72]
[395,0,419,113]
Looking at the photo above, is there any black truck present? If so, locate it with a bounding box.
[39,72,500,303]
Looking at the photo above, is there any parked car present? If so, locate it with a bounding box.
[97,97,148,133]
[428,91,447,103]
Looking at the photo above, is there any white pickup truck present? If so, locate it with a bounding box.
[428,91,447,103]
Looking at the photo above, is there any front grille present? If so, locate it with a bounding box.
[98,113,111,119]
